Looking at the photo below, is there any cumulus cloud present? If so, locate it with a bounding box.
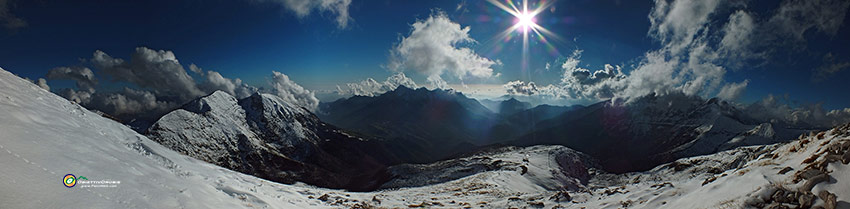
[46,66,97,91]
[270,71,319,111]
[258,0,352,28]
[617,0,850,102]
[23,77,50,91]
[715,79,749,101]
[389,11,499,89]
[499,0,733,105]
[500,0,850,106]
[718,10,760,64]
[0,0,26,30]
[192,64,257,98]
[57,88,93,104]
[560,51,626,99]
[44,47,315,130]
[616,0,727,102]
[188,63,204,75]
[503,80,539,96]
[647,0,721,55]
[503,49,627,102]
[86,88,174,117]
[92,47,205,101]
[336,72,417,96]
[35,78,49,91]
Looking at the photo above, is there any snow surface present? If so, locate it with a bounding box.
[2,66,848,208]
[0,68,331,208]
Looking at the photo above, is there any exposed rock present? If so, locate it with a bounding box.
[777,167,793,175]
[702,176,718,186]
[798,192,815,208]
[528,201,545,208]
[800,173,829,192]
[818,191,837,209]
[549,191,571,202]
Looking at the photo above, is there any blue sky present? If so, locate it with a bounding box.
[1,0,849,110]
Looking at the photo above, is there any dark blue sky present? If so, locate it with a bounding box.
[1,0,849,110]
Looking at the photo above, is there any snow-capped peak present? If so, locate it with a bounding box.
[147,89,391,190]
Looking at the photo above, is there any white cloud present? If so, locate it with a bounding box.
[716,79,749,101]
[92,47,205,101]
[613,0,729,103]
[87,88,174,118]
[389,11,499,89]
[767,0,850,42]
[270,71,319,111]
[0,0,26,30]
[560,50,626,99]
[35,78,49,91]
[46,66,97,92]
[188,63,204,75]
[648,0,721,55]
[718,10,759,64]
[259,0,352,28]
[57,88,93,104]
[337,72,417,96]
[49,47,267,124]
[192,64,256,98]
[503,80,539,96]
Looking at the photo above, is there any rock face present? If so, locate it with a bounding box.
[147,91,397,191]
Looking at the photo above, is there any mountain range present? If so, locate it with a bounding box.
[2,67,849,208]
[146,91,398,191]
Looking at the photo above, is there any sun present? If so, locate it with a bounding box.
[516,11,535,33]
[486,0,561,71]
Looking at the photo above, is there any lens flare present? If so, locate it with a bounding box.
[487,0,560,71]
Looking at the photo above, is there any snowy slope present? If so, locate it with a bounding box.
[573,124,850,209]
[3,65,848,209]
[147,90,394,190]
[0,67,339,208]
[305,125,850,209]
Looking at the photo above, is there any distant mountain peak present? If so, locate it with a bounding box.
[181,90,238,114]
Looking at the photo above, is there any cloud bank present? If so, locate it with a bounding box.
[389,11,499,89]
[504,0,850,105]
[46,66,97,92]
[336,72,418,97]
[46,47,318,129]
[270,71,319,111]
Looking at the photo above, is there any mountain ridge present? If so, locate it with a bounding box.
[147,90,398,191]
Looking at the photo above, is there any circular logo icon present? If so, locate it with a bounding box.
[63,174,76,188]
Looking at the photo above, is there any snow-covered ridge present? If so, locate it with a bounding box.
[4,65,849,208]
[147,90,392,190]
[0,67,336,208]
[303,124,849,208]
[574,124,850,209]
